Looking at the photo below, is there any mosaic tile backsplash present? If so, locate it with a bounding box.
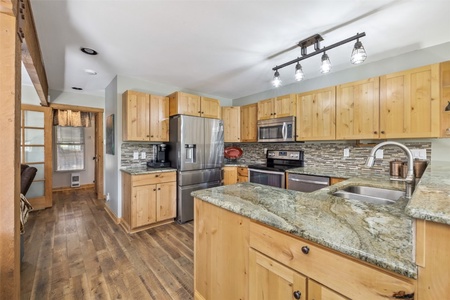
[122,141,431,176]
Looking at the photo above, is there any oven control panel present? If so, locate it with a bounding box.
[267,150,303,161]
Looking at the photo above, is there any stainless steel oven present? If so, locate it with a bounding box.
[248,150,304,189]
[257,116,296,143]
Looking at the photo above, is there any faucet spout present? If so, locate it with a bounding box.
[365,141,415,198]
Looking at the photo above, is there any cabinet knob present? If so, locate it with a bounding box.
[155,174,159,177]
[153,189,156,191]
[381,131,385,134]
[158,188,161,190]
[198,111,201,113]
[151,135,154,137]
[301,246,310,254]
[293,290,302,299]
[373,131,378,134]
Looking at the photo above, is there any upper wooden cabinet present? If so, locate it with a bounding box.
[258,94,296,120]
[441,61,450,137]
[123,90,169,142]
[240,103,258,142]
[336,77,380,140]
[168,91,220,119]
[222,106,240,142]
[379,64,440,138]
[296,87,336,141]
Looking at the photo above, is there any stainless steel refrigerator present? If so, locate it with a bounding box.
[168,115,224,223]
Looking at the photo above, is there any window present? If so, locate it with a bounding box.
[55,126,85,171]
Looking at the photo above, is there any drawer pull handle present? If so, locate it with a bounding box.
[293,290,301,299]
[301,246,309,254]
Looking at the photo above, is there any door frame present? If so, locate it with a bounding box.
[50,103,104,199]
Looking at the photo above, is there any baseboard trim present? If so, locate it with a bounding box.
[104,204,121,225]
[52,183,95,192]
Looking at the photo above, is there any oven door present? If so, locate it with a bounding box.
[248,168,285,188]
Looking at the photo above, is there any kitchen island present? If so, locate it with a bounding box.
[193,162,450,299]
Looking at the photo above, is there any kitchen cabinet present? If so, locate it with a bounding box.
[240,103,258,142]
[249,249,307,300]
[330,177,346,185]
[194,199,249,300]
[441,61,450,137]
[168,91,220,118]
[308,280,348,300]
[237,167,248,183]
[380,64,440,138]
[122,171,176,233]
[223,166,248,185]
[336,77,380,140]
[296,87,336,141]
[257,94,296,120]
[122,90,169,142]
[221,106,240,142]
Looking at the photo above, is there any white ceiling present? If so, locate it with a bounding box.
[28,0,450,100]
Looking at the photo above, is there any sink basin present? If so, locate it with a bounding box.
[333,186,405,205]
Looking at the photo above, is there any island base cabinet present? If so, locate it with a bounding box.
[308,280,348,300]
[194,199,249,300]
[249,249,307,300]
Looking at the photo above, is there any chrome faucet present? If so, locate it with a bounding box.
[365,141,415,199]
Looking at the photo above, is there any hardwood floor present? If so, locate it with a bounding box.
[20,189,194,300]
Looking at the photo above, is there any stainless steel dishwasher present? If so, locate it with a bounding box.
[287,173,330,192]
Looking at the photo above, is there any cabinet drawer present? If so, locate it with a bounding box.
[132,172,176,186]
[237,167,248,177]
[250,222,415,300]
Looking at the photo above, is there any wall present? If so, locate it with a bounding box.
[52,119,96,188]
[49,89,104,108]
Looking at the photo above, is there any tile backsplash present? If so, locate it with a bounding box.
[121,143,161,167]
[226,141,431,175]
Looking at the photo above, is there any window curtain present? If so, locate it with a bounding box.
[53,109,92,127]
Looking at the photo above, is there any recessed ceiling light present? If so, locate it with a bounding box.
[84,69,98,75]
[72,87,83,90]
[80,47,98,55]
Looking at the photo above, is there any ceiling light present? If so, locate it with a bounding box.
[295,62,304,81]
[271,32,366,87]
[80,47,98,55]
[84,69,98,75]
[272,70,282,87]
[351,39,367,64]
[320,53,332,74]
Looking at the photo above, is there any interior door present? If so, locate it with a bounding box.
[95,112,104,199]
[21,104,53,209]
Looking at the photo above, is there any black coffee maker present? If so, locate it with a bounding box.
[147,144,171,168]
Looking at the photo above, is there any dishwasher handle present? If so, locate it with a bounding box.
[288,178,329,186]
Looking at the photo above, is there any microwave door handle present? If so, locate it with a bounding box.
[282,122,287,140]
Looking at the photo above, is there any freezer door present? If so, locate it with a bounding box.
[178,168,222,186]
[204,118,224,169]
[177,181,221,223]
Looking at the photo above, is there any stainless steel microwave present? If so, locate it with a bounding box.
[257,116,296,142]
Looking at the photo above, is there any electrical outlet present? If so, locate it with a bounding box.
[343,148,350,157]
[106,193,110,201]
[141,151,146,159]
[411,149,427,159]
[375,149,384,159]
[133,151,139,159]
[264,148,268,154]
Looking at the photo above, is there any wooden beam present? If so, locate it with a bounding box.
[0,0,14,17]
[0,4,21,299]
[20,0,49,106]
[50,103,105,113]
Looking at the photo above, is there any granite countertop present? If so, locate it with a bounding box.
[120,166,176,175]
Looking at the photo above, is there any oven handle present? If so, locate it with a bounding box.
[249,168,285,175]
[282,122,287,140]
[288,178,329,185]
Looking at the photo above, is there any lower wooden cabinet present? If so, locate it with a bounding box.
[308,279,348,300]
[237,167,248,183]
[122,171,176,233]
[223,166,248,185]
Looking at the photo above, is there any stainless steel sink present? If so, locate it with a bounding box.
[333,186,405,205]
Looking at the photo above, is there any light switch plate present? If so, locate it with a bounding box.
[375,149,383,159]
[343,148,350,157]
[133,151,139,160]
[411,149,427,159]
[141,152,146,159]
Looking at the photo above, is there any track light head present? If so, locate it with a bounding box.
[295,62,304,81]
[320,52,332,74]
[272,70,282,87]
[351,39,367,64]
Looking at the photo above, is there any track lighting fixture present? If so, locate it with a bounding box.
[272,70,282,87]
[271,32,366,87]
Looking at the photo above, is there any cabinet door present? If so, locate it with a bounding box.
[132,184,157,228]
[222,106,240,142]
[241,103,258,142]
[380,64,440,138]
[201,97,221,119]
[249,249,307,300]
[258,98,275,120]
[223,166,238,185]
[156,181,176,221]
[275,94,296,118]
[149,95,169,142]
[297,87,336,141]
[237,167,248,183]
[336,77,380,140]
[308,280,348,300]
[169,92,201,116]
[122,91,150,141]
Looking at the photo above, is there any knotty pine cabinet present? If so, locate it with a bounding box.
[223,167,248,185]
[441,61,450,137]
[336,77,380,140]
[122,171,176,233]
[379,64,440,139]
[296,87,336,141]
[168,91,221,119]
[122,90,169,142]
[240,103,258,142]
[257,94,296,120]
[222,106,240,142]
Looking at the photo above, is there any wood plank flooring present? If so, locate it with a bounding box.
[20,189,194,300]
